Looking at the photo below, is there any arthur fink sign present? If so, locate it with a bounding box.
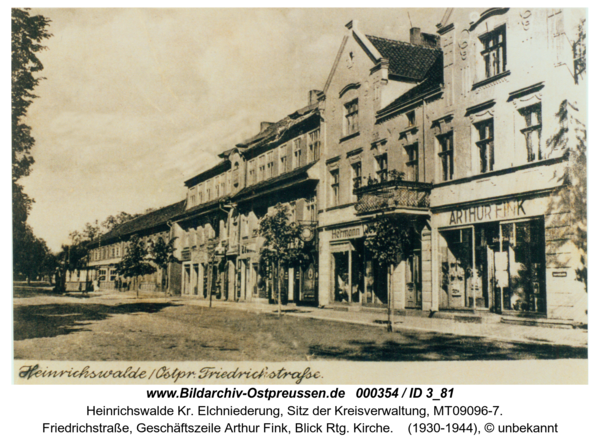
[447,198,527,226]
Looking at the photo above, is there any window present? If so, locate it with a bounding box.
[308,129,321,162]
[404,144,419,182]
[375,154,388,183]
[248,160,256,185]
[232,162,239,188]
[406,111,416,127]
[242,215,249,238]
[344,99,359,135]
[279,145,288,174]
[99,269,106,281]
[206,180,212,200]
[292,138,301,169]
[215,182,220,198]
[351,162,362,190]
[480,25,506,79]
[437,132,454,181]
[115,246,120,257]
[330,169,340,206]
[266,151,274,179]
[520,104,542,162]
[258,155,266,182]
[307,195,317,221]
[199,189,203,204]
[475,119,494,173]
[190,187,196,206]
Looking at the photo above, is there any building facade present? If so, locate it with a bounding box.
[84,8,586,323]
[316,9,586,322]
[170,96,322,305]
[87,200,186,292]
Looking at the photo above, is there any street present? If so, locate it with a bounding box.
[14,289,588,362]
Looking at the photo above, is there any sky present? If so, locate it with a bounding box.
[20,8,448,251]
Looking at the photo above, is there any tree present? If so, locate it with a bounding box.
[12,8,51,278]
[115,235,156,297]
[12,8,51,182]
[13,224,51,284]
[364,216,417,332]
[546,100,587,291]
[101,212,135,233]
[259,203,310,316]
[151,236,177,296]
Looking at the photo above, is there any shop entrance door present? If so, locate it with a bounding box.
[500,219,546,313]
[405,250,422,308]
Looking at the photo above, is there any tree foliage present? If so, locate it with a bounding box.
[364,216,418,332]
[115,235,156,279]
[259,203,310,313]
[13,224,52,283]
[12,8,52,182]
[115,235,156,296]
[364,216,416,268]
[12,8,51,279]
[546,100,587,290]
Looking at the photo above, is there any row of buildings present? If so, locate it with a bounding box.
[81,8,587,323]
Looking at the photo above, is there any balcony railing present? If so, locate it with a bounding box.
[354,179,432,215]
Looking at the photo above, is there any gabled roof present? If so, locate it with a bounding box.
[376,51,444,120]
[366,35,442,81]
[91,200,186,246]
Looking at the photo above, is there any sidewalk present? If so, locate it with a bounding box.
[177,296,588,348]
[19,289,588,349]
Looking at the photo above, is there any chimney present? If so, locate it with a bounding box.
[260,122,274,132]
[308,90,322,106]
[410,27,422,46]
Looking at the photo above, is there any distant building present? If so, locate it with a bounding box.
[87,201,185,292]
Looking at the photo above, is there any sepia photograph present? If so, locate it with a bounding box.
[12,7,588,384]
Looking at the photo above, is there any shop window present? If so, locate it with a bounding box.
[344,99,359,135]
[308,129,321,162]
[375,153,388,183]
[99,269,107,281]
[519,104,542,162]
[437,132,454,181]
[404,143,419,182]
[351,162,362,190]
[475,119,494,173]
[439,228,474,309]
[332,247,364,304]
[330,169,340,206]
[479,25,507,79]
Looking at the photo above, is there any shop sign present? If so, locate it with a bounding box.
[448,199,527,226]
[331,225,363,240]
